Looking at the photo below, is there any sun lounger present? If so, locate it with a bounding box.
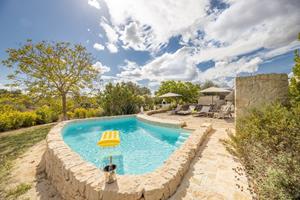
[194,105,212,117]
[213,104,232,119]
[170,105,182,115]
[177,105,192,115]
[177,109,192,115]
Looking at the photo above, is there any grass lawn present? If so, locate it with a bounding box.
[0,124,54,198]
[6,183,32,199]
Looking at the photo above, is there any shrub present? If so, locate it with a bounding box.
[67,111,75,119]
[0,111,24,131]
[21,111,38,127]
[35,105,59,124]
[0,106,103,132]
[227,103,300,199]
[86,108,104,118]
[0,105,16,113]
[71,108,103,119]
[73,108,88,119]
[0,111,37,131]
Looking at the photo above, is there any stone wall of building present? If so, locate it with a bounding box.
[235,73,289,119]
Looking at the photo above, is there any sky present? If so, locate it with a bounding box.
[0,0,300,91]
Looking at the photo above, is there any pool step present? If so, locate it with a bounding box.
[174,141,183,147]
[174,132,190,147]
[179,132,190,138]
[178,136,186,142]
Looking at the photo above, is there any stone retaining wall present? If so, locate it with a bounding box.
[44,115,212,200]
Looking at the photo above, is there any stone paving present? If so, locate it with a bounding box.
[151,112,235,130]
[152,113,253,200]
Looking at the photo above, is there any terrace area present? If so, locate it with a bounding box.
[151,113,252,200]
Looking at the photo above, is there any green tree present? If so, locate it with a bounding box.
[155,81,200,103]
[100,82,152,115]
[289,33,300,104]
[201,80,219,89]
[2,40,99,120]
[0,89,32,112]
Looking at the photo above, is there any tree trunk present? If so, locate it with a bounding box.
[62,93,67,120]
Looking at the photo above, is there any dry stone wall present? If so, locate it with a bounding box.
[235,73,289,119]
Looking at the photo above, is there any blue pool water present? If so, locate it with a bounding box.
[63,117,190,175]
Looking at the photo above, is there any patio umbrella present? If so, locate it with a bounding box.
[159,92,182,105]
[200,87,231,104]
[159,92,182,98]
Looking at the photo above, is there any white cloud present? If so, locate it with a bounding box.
[0,83,7,89]
[100,21,118,43]
[103,0,210,52]
[119,21,152,51]
[117,48,200,83]
[141,47,199,82]
[153,0,299,85]
[196,0,300,62]
[116,48,264,87]
[199,57,263,81]
[262,41,300,60]
[93,43,105,51]
[88,0,100,9]
[117,60,143,80]
[101,0,299,55]
[204,0,300,48]
[102,75,117,80]
[106,43,118,53]
[100,20,119,53]
[95,0,300,86]
[100,0,300,56]
[93,61,111,74]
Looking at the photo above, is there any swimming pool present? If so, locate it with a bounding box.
[63,117,190,175]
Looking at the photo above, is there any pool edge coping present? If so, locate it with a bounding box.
[45,115,212,200]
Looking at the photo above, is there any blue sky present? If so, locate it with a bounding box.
[0,0,299,90]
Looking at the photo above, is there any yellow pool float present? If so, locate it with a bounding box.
[97,130,120,147]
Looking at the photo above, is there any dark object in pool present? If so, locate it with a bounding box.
[103,164,117,184]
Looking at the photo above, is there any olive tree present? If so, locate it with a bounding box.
[2,40,99,120]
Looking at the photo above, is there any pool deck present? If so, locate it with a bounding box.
[151,113,253,200]
[151,112,235,129]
